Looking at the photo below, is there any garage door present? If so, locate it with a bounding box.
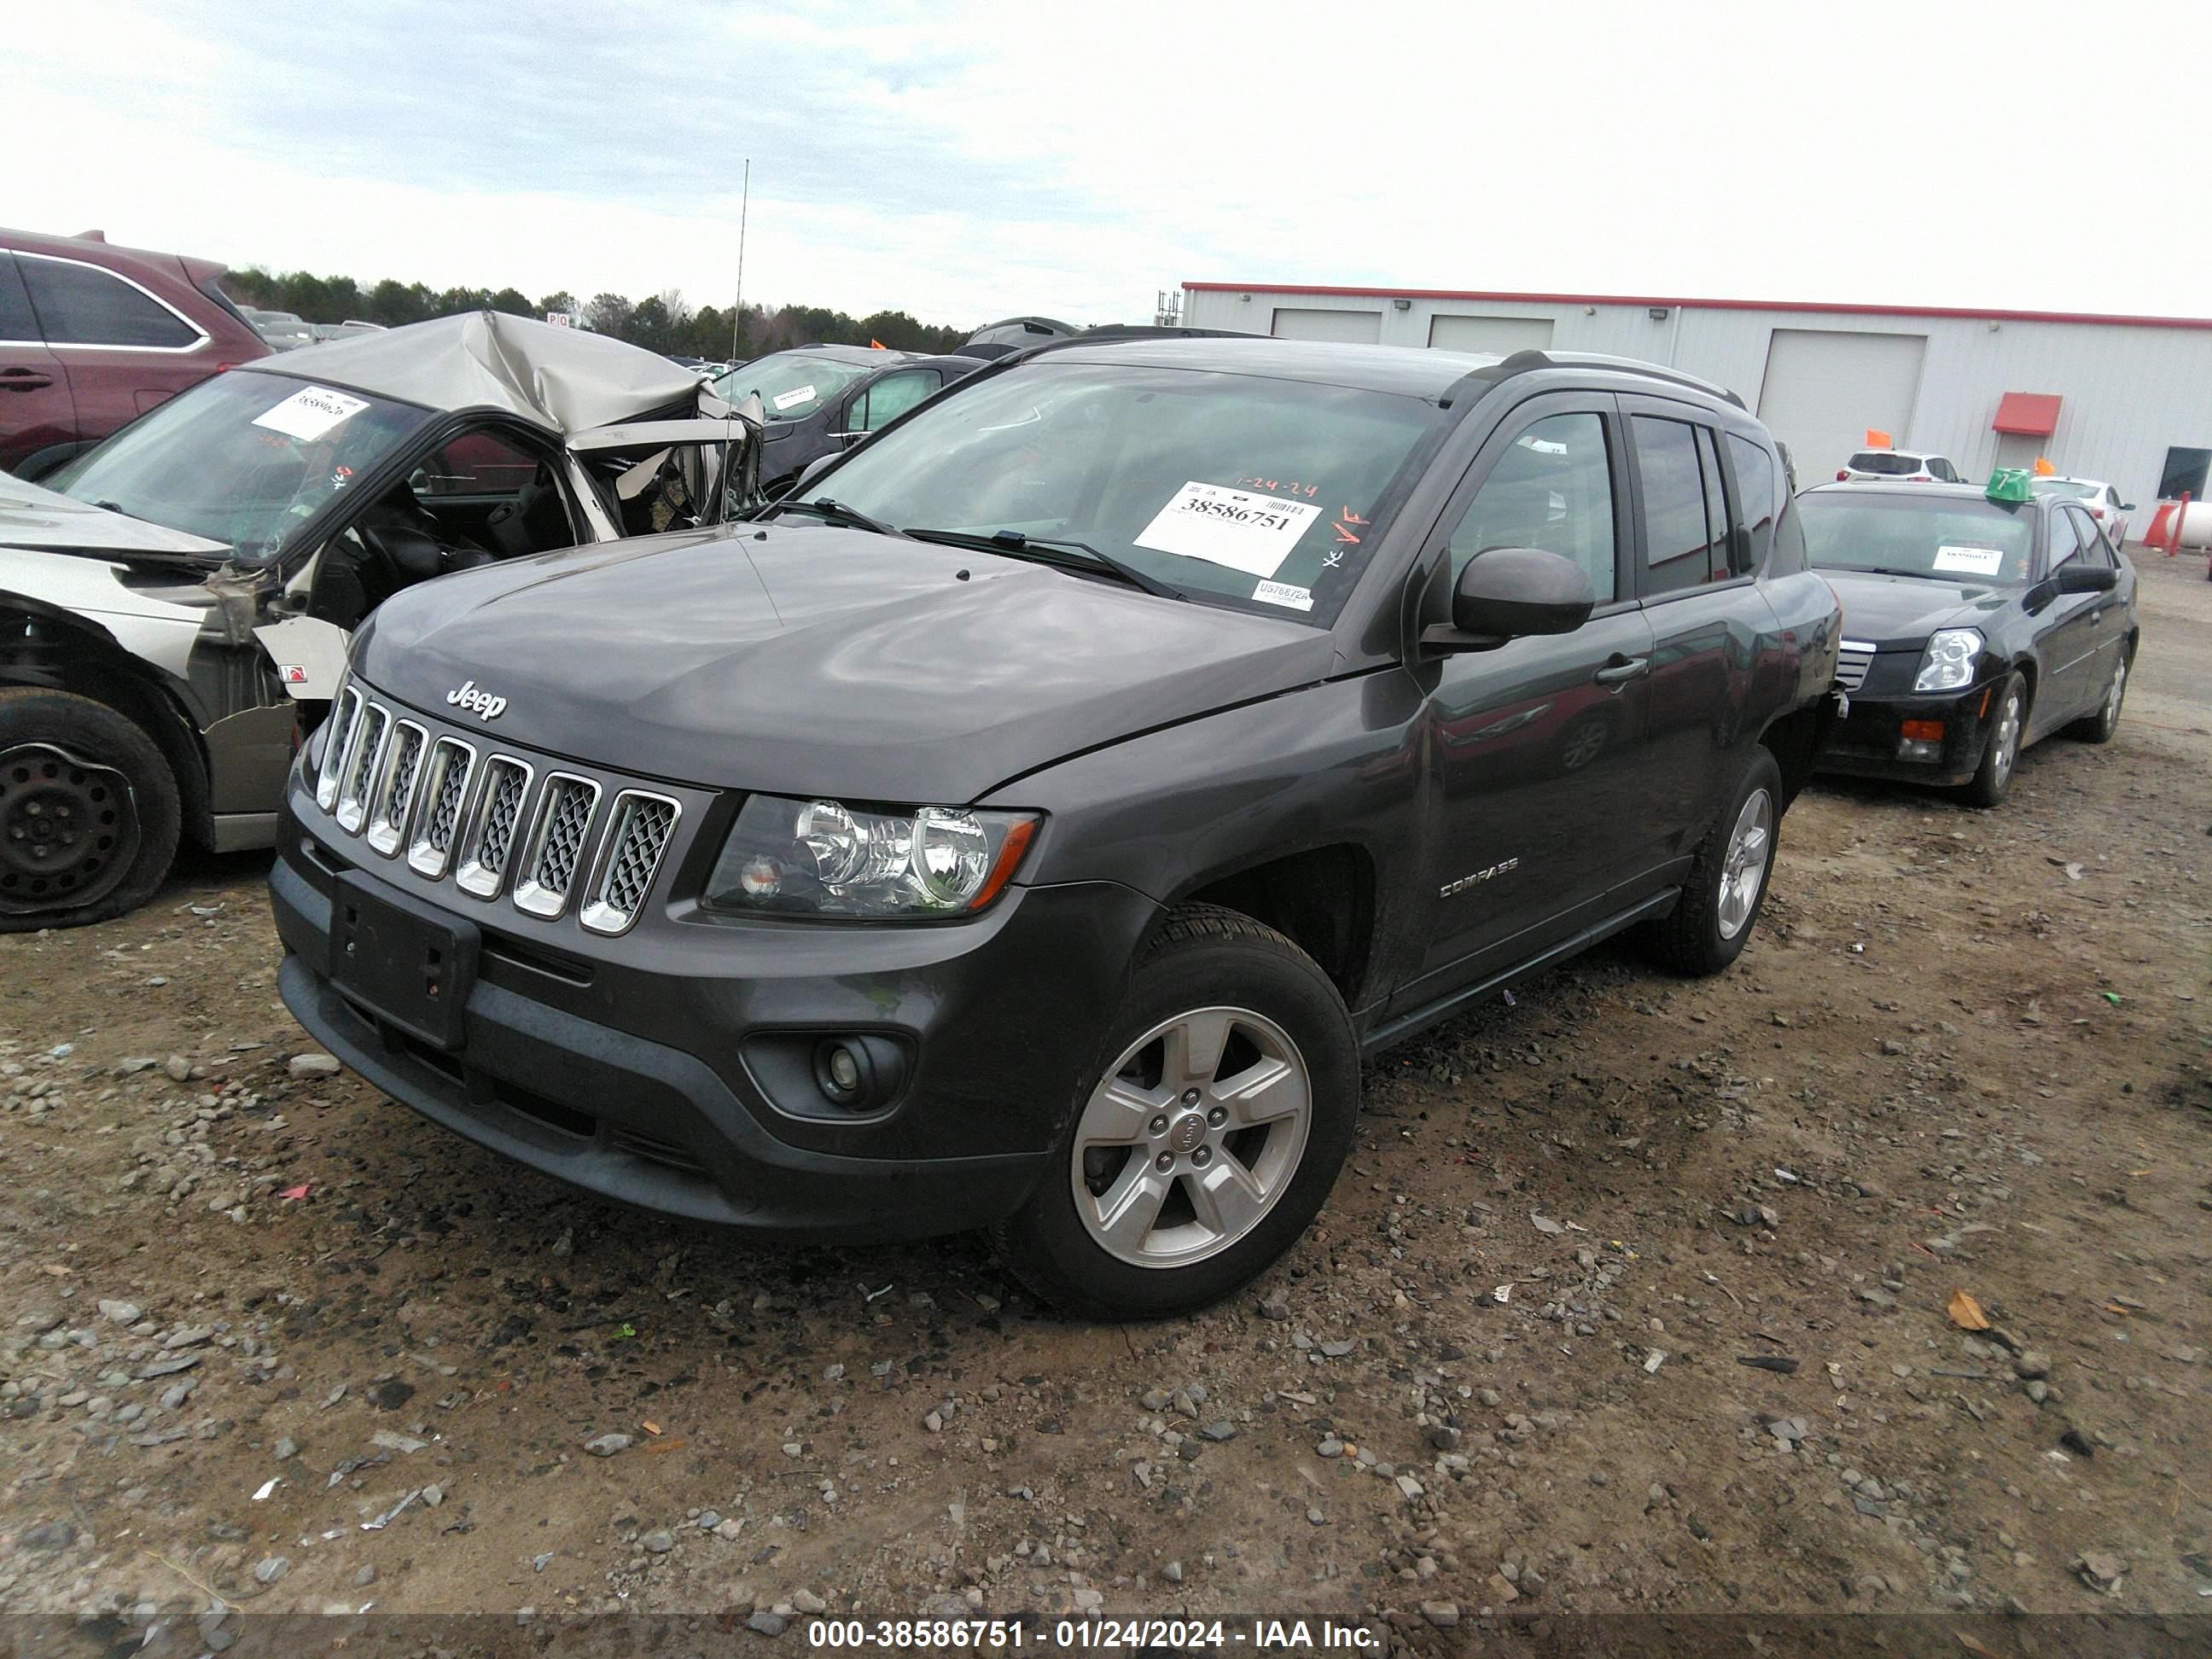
[1428,314,1555,355]
[1271,306,1382,344]
[1756,329,1927,486]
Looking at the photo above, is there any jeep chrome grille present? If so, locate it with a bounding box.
[454,756,531,899]
[334,702,390,834]
[314,695,682,932]
[314,685,362,812]
[580,792,681,935]
[511,774,600,918]
[1837,638,1876,694]
[364,721,425,856]
[406,738,475,878]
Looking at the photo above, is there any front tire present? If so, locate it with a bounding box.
[0,688,180,932]
[1962,672,2027,807]
[993,905,1359,1320]
[1639,748,1783,976]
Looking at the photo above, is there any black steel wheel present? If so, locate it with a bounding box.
[0,689,180,931]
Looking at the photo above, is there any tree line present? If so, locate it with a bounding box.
[223,268,975,360]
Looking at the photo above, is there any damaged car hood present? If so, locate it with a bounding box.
[351,523,1337,803]
[0,474,230,563]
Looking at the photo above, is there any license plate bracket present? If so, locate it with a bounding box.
[329,873,479,1051]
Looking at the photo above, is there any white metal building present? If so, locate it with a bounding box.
[1180,282,2212,524]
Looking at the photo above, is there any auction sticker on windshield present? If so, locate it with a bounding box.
[1932,544,2006,575]
[771,385,818,412]
[252,385,371,443]
[1251,579,1314,611]
[1135,481,1322,579]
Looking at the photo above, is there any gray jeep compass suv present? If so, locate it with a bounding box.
[270,336,1840,1319]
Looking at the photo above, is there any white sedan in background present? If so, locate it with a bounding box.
[2032,475,2135,547]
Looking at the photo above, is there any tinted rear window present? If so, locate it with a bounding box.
[0,255,37,342]
[20,255,199,348]
[1847,452,1923,475]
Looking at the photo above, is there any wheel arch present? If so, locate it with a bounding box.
[1171,842,1377,1010]
[1756,697,1830,807]
[0,596,213,848]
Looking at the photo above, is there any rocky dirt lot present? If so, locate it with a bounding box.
[2,556,2208,1649]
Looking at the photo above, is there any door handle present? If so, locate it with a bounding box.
[0,368,54,392]
[1593,655,1650,687]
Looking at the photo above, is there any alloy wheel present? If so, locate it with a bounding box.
[1070,1006,1312,1269]
[1714,788,1774,940]
[1990,691,2023,786]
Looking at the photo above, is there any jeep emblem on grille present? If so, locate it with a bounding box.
[445,679,509,722]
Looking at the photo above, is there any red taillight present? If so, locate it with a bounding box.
[2090,507,2104,519]
[1837,469,1850,481]
[1909,474,1932,482]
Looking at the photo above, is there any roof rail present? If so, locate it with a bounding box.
[1436,348,1747,411]
[992,323,1267,368]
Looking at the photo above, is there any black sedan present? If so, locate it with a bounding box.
[1801,473,2137,806]
[711,345,987,497]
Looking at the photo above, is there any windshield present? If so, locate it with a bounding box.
[1847,452,1924,475]
[1799,493,2035,584]
[800,361,1438,622]
[2032,480,2100,502]
[48,372,433,564]
[711,353,875,422]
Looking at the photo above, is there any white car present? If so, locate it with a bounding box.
[1837,447,1965,484]
[2032,474,2135,548]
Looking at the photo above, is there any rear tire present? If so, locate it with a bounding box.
[1961,672,2027,808]
[0,688,180,932]
[1638,748,1783,977]
[992,904,1359,1320]
[2065,648,2129,743]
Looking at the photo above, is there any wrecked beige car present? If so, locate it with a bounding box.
[0,311,759,928]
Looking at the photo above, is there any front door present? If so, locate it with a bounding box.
[2033,503,2104,731]
[1393,395,1658,1009]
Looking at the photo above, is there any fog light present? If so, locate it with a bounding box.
[1900,719,1945,742]
[810,1036,905,1111]
[1898,737,1942,761]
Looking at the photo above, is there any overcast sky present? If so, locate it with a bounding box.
[15,0,2205,327]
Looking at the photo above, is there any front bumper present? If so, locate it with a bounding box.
[271,795,1159,1243]
[1815,678,2005,788]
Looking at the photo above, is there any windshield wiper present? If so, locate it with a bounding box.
[769,497,902,537]
[905,527,1185,600]
[1827,565,1947,580]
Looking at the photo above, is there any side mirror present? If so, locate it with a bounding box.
[1423,547,1597,653]
[792,451,839,498]
[2119,501,2136,513]
[2053,563,2118,595]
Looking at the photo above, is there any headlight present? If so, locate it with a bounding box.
[1913,628,1982,693]
[703,795,1039,919]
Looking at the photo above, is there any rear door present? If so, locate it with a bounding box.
[0,254,78,473]
[1389,393,1659,1011]
[17,251,212,445]
[1621,397,1771,865]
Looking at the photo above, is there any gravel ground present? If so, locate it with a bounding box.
[1,553,2207,1645]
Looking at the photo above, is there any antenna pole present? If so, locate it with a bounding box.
[730,159,749,364]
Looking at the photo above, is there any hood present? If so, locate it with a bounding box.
[233,311,705,436]
[353,525,1336,802]
[0,475,231,562]
[1820,569,2008,648]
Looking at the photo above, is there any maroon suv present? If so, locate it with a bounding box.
[0,227,269,478]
